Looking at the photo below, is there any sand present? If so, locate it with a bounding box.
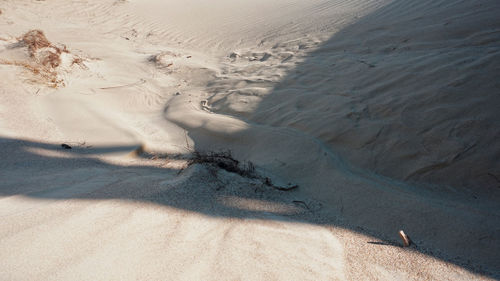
[1,0,499,280]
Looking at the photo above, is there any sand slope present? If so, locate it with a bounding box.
[1,0,499,279]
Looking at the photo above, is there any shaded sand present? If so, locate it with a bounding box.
[1,0,499,280]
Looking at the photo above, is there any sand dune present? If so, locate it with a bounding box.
[1,0,499,279]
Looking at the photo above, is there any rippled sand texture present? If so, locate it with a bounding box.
[1,0,499,280]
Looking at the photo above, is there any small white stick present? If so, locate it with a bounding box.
[399,230,411,247]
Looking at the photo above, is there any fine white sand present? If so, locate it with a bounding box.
[1,0,499,280]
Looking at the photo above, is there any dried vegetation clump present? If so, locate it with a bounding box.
[187,150,298,191]
[188,150,257,179]
[23,30,66,68]
[22,30,52,55]
[148,51,177,69]
[0,29,85,87]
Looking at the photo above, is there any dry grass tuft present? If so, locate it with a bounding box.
[22,30,51,55]
[0,58,63,87]
[133,146,298,191]
[0,30,84,87]
[0,58,41,74]
[41,49,61,68]
[22,30,67,69]
[187,150,298,191]
[189,150,257,178]
[71,57,83,66]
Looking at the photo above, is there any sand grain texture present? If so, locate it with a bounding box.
[0,0,499,280]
